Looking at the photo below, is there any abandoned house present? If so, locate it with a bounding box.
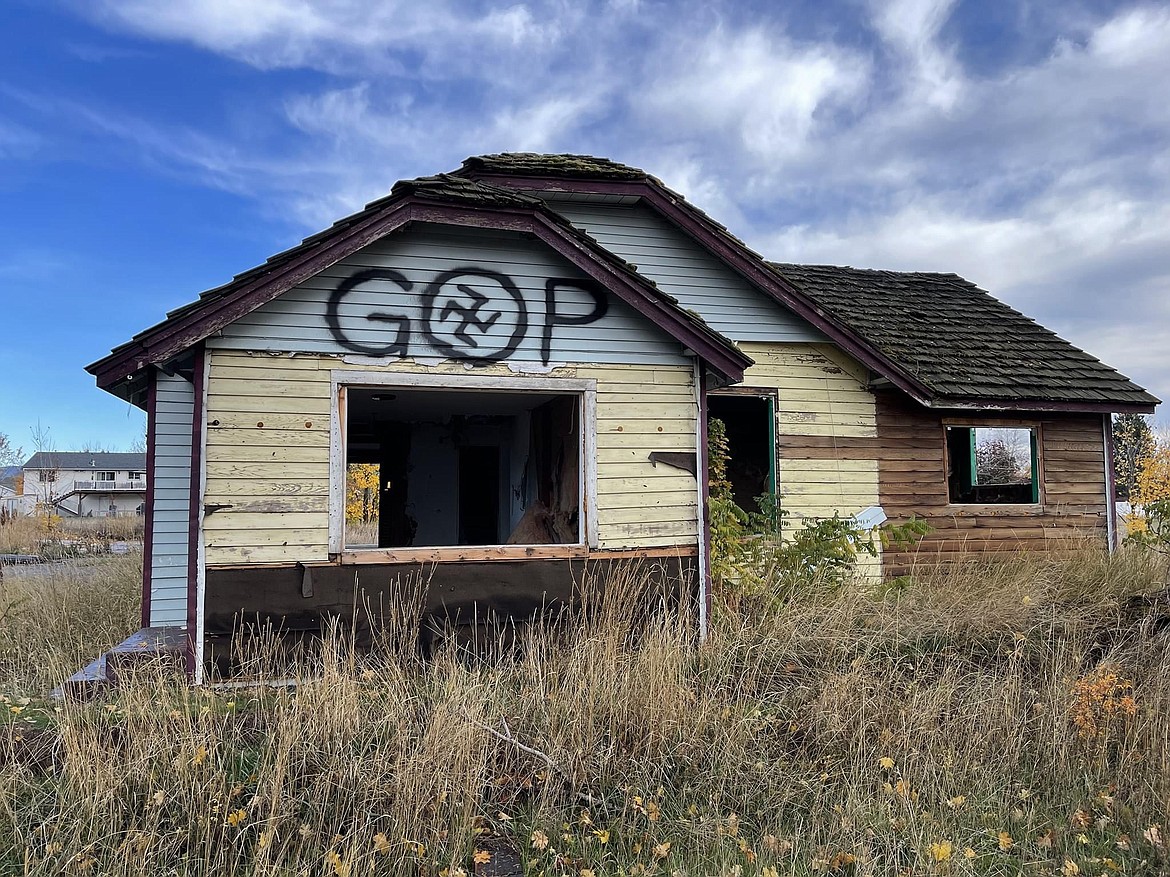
[82,153,1157,683]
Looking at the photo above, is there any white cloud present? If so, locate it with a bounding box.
[637,26,869,162]
[870,0,962,110]
[46,0,1170,412]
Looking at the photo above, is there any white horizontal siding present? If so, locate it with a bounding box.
[549,201,823,344]
[150,372,193,627]
[210,225,689,367]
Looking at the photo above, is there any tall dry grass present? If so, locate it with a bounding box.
[2,547,1170,875]
[0,553,140,695]
[0,515,144,556]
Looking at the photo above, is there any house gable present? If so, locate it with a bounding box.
[87,175,750,403]
[212,223,693,369]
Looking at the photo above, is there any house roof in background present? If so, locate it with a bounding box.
[461,153,651,182]
[769,263,1159,410]
[23,452,146,471]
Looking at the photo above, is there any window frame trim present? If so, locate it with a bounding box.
[328,369,599,557]
[941,418,1044,508]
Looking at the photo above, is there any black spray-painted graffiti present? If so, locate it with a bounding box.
[325,267,608,364]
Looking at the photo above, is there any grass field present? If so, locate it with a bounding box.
[2,545,1169,876]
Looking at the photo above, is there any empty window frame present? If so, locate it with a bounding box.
[945,425,1039,504]
[330,373,597,553]
[707,390,777,514]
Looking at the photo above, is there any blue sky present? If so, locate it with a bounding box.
[1,0,1167,455]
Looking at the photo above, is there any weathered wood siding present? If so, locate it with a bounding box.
[876,393,1109,574]
[548,201,824,344]
[210,224,687,367]
[739,342,880,515]
[736,342,882,576]
[149,372,194,626]
[203,352,699,564]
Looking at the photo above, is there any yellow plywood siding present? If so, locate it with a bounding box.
[736,342,881,576]
[582,363,698,548]
[203,351,698,564]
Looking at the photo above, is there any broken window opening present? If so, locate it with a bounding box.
[343,386,582,549]
[946,425,1039,504]
[707,393,777,514]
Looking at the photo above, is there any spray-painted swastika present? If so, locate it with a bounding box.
[325,266,608,364]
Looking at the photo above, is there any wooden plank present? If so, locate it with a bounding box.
[206,427,329,447]
[206,461,330,479]
[205,527,328,546]
[207,394,332,415]
[342,545,589,564]
[205,445,326,464]
[203,511,326,531]
[202,478,329,498]
[206,545,330,564]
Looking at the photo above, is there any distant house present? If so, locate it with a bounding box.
[0,466,31,517]
[22,452,147,517]
[82,152,1156,683]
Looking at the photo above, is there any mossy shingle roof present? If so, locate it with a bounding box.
[769,263,1158,408]
[461,153,651,182]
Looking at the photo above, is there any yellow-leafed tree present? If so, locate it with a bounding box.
[346,463,380,523]
[1133,439,1170,505]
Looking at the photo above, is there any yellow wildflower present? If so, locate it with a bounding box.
[226,809,247,828]
[531,830,549,850]
[473,850,492,865]
[192,745,208,766]
[930,841,953,861]
[879,756,895,770]
[997,831,1014,851]
[593,829,610,844]
[963,847,976,859]
[325,850,351,877]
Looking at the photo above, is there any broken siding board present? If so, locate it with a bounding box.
[549,201,824,344]
[150,372,194,627]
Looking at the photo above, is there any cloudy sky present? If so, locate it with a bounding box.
[1,0,1167,453]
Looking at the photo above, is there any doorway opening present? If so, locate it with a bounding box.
[707,392,777,514]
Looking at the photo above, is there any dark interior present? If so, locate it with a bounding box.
[708,394,775,514]
[345,387,581,548]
